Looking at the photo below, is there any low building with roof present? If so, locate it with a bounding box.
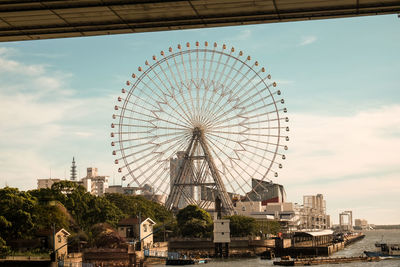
[117,217,156,249]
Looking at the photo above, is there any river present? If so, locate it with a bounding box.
[152,229,400,267]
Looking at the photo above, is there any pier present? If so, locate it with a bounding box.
[275,231,365,257]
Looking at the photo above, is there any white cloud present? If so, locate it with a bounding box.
[0,47,114,190]
[299,36,317,46]
[278,105,400,224]
[0,56,45,76]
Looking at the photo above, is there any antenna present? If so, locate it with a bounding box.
[70,157,77,181]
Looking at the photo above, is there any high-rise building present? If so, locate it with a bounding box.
[169,151,195,209]
[299,194,330,230]
[80,167,109,196]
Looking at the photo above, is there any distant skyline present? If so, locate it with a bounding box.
[0,15,399,225]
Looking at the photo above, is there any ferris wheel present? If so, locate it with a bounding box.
[111,41,289,214]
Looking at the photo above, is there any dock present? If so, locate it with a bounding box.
[273,256,380,266]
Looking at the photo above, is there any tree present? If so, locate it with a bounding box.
[105,193,173,223]
[90,223,124,248]
[225,215,257,237]
[176,205,213,238]
[0,187,36,241]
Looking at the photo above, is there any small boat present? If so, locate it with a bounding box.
[364,242,400,259]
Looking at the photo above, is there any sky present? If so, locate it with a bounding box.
[0,14,399,225]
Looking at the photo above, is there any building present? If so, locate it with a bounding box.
[36,228,70,261]
[170,151,195,209]
[117,217,156,249]
[354,219,368,230]
[299,194,331,230]
[80,167,109,196]
[106,185,142,195]
[37,178,61,189]
[247,179,286,205]
[233,200,300,232]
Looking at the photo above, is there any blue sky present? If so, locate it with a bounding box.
[0,14,399,224]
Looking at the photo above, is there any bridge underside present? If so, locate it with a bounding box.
[1,0,399,42]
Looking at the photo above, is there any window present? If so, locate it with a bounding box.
[57,235,62,243]
[221,232,224,235]
[144,225,147,232]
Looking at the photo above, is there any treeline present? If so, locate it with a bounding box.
[0,182,280,254]
[0,181,173,253]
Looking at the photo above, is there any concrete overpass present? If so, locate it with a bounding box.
[1,0,399,42]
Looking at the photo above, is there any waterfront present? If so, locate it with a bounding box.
[151,230,400,267]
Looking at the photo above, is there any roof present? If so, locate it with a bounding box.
[294,230,334,237]
[1,0,399,42]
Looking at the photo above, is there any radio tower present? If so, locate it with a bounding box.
[70,157,77,181]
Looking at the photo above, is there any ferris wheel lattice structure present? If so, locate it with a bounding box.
[111,41,289,215]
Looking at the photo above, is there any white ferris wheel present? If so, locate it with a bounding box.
[111,41,289,214]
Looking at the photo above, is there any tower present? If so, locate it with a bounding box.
[70,157,77,181]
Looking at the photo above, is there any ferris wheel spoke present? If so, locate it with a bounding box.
[209,72,266,124]
[141,69,194,128]
[164,54,194,119]
[206,137,253,194]
[213,100,282,128]
[215,49,234,87]
[206,139,245,195]
[207,133,279,178]
[171,52,195,119]
[122,152,164,175]
[203,61,250,119]
[212,135,267,181]
[156,62,196,126]
[210,48,225,86]
[179,49,197,116]
[116,131,186,145]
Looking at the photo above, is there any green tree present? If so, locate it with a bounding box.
[225,215,257,237]
[0,187,36,241]
[176,205,213,238]
[105,193,173,223]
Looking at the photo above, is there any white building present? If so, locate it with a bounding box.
[233,200,300,232]
[80,167,109,196]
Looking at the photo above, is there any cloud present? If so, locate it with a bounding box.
[278,105,400,224]
[0,47,114,190]
[299,36,317,46]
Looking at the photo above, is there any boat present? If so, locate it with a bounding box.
[364,242,400,259]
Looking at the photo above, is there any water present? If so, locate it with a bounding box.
[152,230,400,267]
